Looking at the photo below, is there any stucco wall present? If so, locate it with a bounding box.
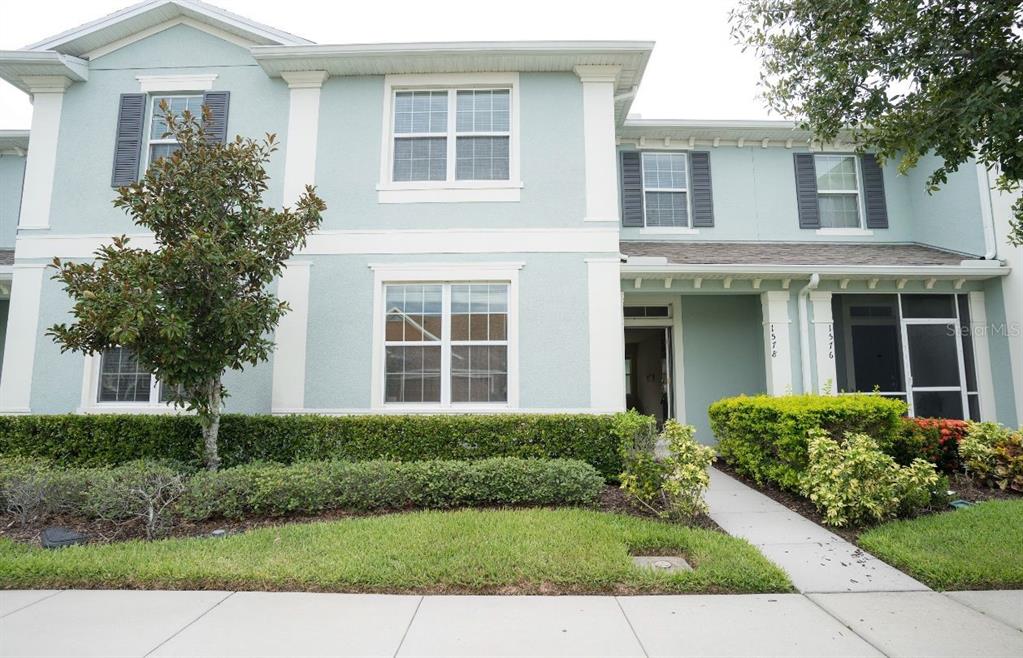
[0,154,25,248]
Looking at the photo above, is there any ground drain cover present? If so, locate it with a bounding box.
[632,556,692,572]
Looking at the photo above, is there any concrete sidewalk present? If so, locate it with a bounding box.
[704,467,928,593]
[1,589,1021,658]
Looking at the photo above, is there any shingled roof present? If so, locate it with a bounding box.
[620,241,972,267]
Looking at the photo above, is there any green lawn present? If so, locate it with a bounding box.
[0,508,790,594]
[859,500,1023,590]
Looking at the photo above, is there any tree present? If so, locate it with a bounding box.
[731,0,1023,245]
[48,104,325,470]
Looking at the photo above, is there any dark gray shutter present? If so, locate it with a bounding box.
[860,153,889,229]
[110,93,146,187]
[793,153,820,229]
[202,91,230,144]
[689,151,714,227]
[620,150,644,227]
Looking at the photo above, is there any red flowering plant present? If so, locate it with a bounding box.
[891,417,968,473]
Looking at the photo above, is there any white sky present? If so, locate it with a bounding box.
[0,0,778,130]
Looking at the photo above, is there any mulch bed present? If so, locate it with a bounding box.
[714,460,1021,543]
[1,485,723,547]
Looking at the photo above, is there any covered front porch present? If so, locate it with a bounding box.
[616,241,1015,442]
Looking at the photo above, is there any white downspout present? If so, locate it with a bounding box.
[976,161,999,260]
[798,273,821,394]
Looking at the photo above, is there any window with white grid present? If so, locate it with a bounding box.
[97,347,161,404]
[390,88,511,183]
[642,152,689,227]
[147,94,202,166]
[383,282,509,405]
[815,154,863,228]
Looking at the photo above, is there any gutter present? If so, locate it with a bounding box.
[975,161,999,260]
[797,274,820,394]
[619,261,1010,278]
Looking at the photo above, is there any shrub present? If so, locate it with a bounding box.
[709,394,906,490]
[0,412,652,479]
[178,457,604,521]
[801,430,939,527]
[960,422,1023,491]
[891,417,967,472]
[83,460,186,539]
[620,420,716,521]
[0,457,87,525]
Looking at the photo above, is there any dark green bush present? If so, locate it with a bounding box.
[709,394,906,491]
[177,457,605,520]
[0,412,653,480]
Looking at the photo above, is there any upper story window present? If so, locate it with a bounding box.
[814,154,862,229]
[641,152,689,227]
[146,94,203,165]
[391,89,511,183]
[378,73,521,203]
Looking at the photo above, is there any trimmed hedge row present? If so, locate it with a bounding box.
[708,394,907,490]
[0,412,655,479]
[179,458,604,520]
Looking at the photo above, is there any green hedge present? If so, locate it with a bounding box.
[0,412,654,479]
[708,394,907,491]
[179,458,604,520]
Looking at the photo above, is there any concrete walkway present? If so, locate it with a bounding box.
[2,589,1022,657]
[704,467,928,593]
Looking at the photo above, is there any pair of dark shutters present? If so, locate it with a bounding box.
[793,152,889,229]
[620,151,715,227]
[110,91,231,187]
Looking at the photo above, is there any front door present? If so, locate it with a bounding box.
[623,326,673,425]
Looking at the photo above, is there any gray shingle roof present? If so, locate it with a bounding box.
[0,249,13,266]
[620,241,972,267]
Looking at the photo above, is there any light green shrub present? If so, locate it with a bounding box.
[960,421,1023,491]
[801,430,939,527]
[620,420,715,521]
[83,460,186,539]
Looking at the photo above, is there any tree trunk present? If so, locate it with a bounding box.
[199,376,222,471]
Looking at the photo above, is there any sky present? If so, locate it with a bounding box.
[0,0,778,130]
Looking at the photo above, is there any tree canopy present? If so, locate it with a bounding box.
[49,104,325,469]
[731,0,1023,245]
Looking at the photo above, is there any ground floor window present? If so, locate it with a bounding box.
[97,347,171,405]
[384,282,509,405]
[833,293,979,419]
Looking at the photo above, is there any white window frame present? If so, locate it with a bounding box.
[142,93,204,173]
[78,351,178,414]
[814,153,868,233]
[640,151,693,230]
[369,262,522,410]
[377,73,522,203]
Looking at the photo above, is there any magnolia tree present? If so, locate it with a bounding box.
[731,0,1023,245]
[48,103,325,470]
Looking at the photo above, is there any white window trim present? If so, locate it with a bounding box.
[141,93,204,174]
[78,352,181,414]
[377,73,522,204]
[640,151,692,229]
[814,153,866,230]
[136,73,217,94]
[369,262,522,410]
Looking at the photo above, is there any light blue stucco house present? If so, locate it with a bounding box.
[0,0,1019,442]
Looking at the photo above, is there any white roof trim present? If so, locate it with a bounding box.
[24,0,310,55]
[84,16,258,60]
[0,51,89,94]
[620,261,1010,279]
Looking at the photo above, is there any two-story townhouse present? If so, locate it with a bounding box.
[0,130,27,380]
[0,0,1017,443]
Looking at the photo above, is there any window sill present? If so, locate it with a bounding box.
[638,227,700,235]
[377,181,523,204]
[373,404,512,413]
[815,227,874,236]
[76,404,192,415]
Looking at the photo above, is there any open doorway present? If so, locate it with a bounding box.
[624,327,673,426]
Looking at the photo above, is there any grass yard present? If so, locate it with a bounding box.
[0,508,790,594]
[859,500,1023,590]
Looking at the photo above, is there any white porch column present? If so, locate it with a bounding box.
[586,257,626,411]
[574,65,621,223]
[0,264,46,412]
[967,291,998,421]
[281,71,328,207]
[271,261,312,412]
[761,291,793,395]
[810,290,837,394]
[19,76,72,229]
